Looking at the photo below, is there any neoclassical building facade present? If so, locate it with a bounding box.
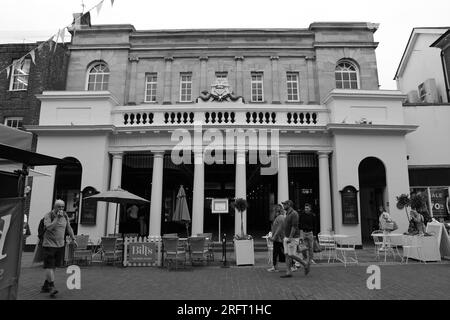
[27,20,416,246]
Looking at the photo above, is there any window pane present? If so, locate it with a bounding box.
[350,73,357,81]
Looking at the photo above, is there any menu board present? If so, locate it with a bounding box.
[80,186,99,225]
[128,242,158,264]
[340,186,359,225]
[211,199,229,214]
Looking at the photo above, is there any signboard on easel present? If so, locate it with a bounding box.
[212,199,229,241]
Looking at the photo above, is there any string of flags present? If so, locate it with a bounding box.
[0,0,116,77]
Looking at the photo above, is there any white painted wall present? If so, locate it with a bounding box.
[397,31,448,103]
[331,134,411,245]
[404,105,450,166]
[27,134,111,245]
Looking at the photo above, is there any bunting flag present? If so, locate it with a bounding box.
[96,0,104,15]
[0,0,116,77]
[29,50,36,65]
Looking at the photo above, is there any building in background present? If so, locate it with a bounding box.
[26,17,417,246]
[0,41,69,239]
[395,27,450,222]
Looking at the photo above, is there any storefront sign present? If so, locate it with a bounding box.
[340,186,359,225]
[123,237,162,267]
[0,198,24,300]
[429,188,449,219]
[80,187,99,225]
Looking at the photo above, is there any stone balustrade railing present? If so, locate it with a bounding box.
[112,105,329,128]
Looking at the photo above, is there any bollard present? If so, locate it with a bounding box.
[221,233,229,268]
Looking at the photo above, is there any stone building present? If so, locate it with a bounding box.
[27,18,416,246]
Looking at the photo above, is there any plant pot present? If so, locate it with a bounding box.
[234,239,255,266]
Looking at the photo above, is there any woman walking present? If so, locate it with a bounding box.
[267,204,286,272]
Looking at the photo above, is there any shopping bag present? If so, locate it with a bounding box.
[32,241,44,264]
[313,238,322,253]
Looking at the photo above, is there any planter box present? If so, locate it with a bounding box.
[234,239,255,266]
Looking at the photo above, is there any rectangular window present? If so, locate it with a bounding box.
[215,72,228,80]
[180,74,192,102]
[4,117,23,129]
[10,59,31,91]
[286,72,300,102]
[145,73,158,102]
[251,72,264,102]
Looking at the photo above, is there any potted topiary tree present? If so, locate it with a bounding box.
[233,198,254,266]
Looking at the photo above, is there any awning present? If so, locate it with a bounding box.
[0,124,32,151]
[0,143,67,166]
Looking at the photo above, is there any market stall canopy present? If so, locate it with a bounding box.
[0,124,32,151]
[0,124,66,166]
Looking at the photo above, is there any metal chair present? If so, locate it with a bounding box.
[162,236,186,270]
[403,234,426,264]
[371,230,385,260]
[73,235,92,265]
[188,237,208,265]
[335,236,358,267]
[100,237,122,266]
[318,233,336,263]
[197,233,214,262]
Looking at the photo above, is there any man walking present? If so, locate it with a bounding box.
[41,199,77,297]
[280,200,310,278]
[299,203,315,265]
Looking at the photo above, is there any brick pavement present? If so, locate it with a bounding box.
[17,251,450,300]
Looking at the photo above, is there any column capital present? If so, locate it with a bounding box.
[270,56,280,61]
[317,151,332,158]
[234,56,244,61]
[164,56,174,62]
[151,151,165,158]
[277,150,290,158]
[110,151,124,159]
[129,55,139,62]
[199,56,209,61]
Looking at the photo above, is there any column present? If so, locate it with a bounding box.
[234,56,244,97]
[199,56,208,95]
[277,151,289,203]
[318,151,333,234]
[270,56,280,104]
[107,152,123,235]
[163,57,174,105]
[191,150,205,236]
[149,151,165,236]
[128,55,139,105]
[306,56,318,104]
[235,150,247,236]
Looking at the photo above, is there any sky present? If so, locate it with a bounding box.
[1,0,450,89]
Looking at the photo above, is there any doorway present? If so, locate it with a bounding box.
[358,157,387,242]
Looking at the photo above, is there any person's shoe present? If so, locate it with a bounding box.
[310,259,316,265]
[295,261,301,267]
[267,267,279,272]
[280,274,292,278]
[40,280,51,293]
[48,282,58,297]
[304,264,310,276]
[291,266,298,272]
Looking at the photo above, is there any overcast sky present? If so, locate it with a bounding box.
[1,0,449,89]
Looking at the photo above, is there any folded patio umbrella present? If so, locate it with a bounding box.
[172,185,191,237]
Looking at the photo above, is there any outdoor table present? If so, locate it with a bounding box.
[373,233,403,262]
[403,234,441,262]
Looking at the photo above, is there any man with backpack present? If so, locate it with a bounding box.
[40,199,77,297]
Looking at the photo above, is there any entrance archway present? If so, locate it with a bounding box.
[358,157,386,242]
[53,157,82,235]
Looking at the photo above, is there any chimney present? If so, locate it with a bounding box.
[71,12,91,29]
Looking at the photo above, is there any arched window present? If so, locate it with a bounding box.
[335,60,359,89]
[86,62,110,91]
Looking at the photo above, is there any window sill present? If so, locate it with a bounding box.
[249,101,267,104]
[284,101,304,104]
[143,101,158,104]
[176,101,195,104]
[8,89,28,92]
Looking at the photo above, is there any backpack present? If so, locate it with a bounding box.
[37,217,46,241]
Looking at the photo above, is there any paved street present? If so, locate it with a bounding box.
[18,252,450,300]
